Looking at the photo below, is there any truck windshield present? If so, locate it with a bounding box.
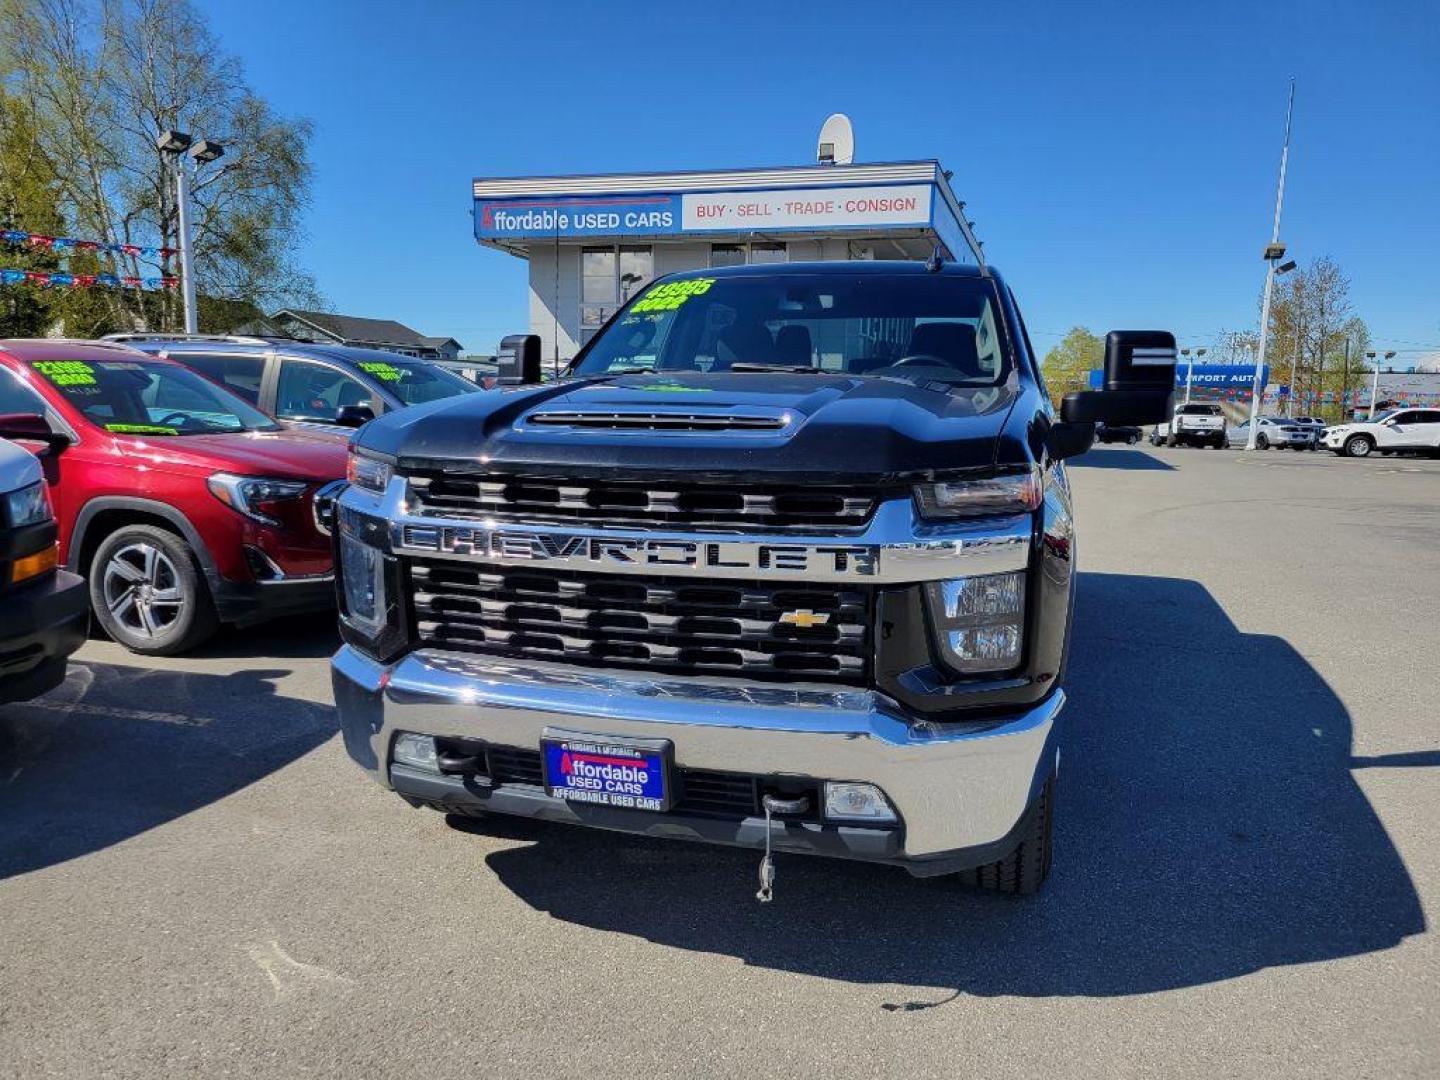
[28,357,280,436]
[569,272,1012,386]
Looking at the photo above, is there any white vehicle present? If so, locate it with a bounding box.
[1322,409,1440,458]
[1228,416,1319,450]
[1151,403,1226,448]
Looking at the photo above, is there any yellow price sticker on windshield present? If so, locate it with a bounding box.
[105,423,179,436]
[358,361,403,382]
[630,278,714,313]
[33,360,97,386]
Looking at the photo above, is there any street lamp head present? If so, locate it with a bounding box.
[1181,348,1191,356]
[1276,260,1297,274]
[156,129,192,154]
[1263,242,1287,261]
[1384,351,1396,360]
[1196,348,1208,357]
[1366,351,1377,359]
[190,139,225,164]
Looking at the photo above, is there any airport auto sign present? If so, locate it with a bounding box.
[1087,364,1270,390]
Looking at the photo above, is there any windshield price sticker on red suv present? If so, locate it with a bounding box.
[629,278,714,313]
[541,733,672,811]
[32,360,97,386]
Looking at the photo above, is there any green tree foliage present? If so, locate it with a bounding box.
[1040,326,1104,407]
[0,0,320,335]
[1263,256,1372,420]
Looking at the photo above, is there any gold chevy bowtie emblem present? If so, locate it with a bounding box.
[779,609,830,629]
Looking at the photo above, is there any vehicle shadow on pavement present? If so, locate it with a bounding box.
[471,571,1426,999]
[0,661,335,880]
[1069,447,1175,471]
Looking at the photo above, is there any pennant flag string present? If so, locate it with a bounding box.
[1,229,176,260]
[0,268,178,290]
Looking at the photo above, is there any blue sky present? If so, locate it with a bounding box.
[198,0,1439,364]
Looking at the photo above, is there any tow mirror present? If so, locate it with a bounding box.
[335,404,375,428]
[1047,420,1096,461]
[496,333,543,386]
[1061,330,1177,426]
[0,412,71,454]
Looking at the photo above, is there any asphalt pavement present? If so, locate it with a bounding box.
[2,446,1436,1079]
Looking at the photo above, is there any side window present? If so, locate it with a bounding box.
[178,352,265,405]
[276,359,372,422]
[0,367,49,415]
[1390,411,1418,425]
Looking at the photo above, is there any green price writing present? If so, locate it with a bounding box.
[33,360,97,386]
[630,278,714,313]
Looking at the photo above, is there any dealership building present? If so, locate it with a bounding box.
[471,160,983,366]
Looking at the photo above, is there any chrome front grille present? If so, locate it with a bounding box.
[405,472,877,532]
[410,561,871,684]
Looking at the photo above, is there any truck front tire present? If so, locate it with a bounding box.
[956,774,1054,895]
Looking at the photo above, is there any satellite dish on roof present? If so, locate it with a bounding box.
[817,113,854,165]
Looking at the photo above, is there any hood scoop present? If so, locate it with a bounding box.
[524,408,792,434]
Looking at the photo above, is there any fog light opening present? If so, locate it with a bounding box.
[823,782,897,824]
[393,732,439,772]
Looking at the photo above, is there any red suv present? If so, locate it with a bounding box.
[0,339,348,655]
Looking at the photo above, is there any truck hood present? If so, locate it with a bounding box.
[114,427,349,482]
[357,372,1020,482]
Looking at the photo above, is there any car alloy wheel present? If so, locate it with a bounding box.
[101,541,186,640]
[1344,435,1373,458]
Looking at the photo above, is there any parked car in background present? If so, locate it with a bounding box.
[1152,403,1226,448]
[1095,422,1142,444]
[105,334,483,433]
[1227,416,1318,450]
[0,340,348,655]
[0,435,88,703]
[1322,409,1440,458]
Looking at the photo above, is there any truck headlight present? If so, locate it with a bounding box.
[335,505,408,659]
[914,467,1042,519]
[4,480,52,527]
[924,572,1026,673]
[346,450,392,494]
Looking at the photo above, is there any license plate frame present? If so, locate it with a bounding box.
[541,729,673,812]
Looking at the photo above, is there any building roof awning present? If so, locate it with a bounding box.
[471,160,982,266]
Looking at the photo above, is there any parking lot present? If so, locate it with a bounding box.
[1,447,1436,1080]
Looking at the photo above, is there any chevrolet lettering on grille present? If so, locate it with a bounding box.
[397,524,876,579]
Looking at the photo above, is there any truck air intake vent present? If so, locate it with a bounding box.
[406,473,878,532]
[409,561,872,686]
[526,410,787,432]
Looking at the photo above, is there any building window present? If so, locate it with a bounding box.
[710,244,745,268]
[581,245,653,330]
[710,242,787,267]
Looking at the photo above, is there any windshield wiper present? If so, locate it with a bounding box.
[729,363,829,374]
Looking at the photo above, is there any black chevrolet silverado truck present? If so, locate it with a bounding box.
[331,261,1174,895]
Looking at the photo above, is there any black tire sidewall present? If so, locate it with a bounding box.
[88,525,217,655]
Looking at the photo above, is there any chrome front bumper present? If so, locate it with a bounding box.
[333,645,1063,868]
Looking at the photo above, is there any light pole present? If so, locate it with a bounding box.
[156,130,225,334]
[1245,81,1297,451]
[1365,350,1398,419]
[1181,347,1207,404]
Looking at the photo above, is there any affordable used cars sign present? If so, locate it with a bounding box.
[476,195,681,238]
[475,184,933,239]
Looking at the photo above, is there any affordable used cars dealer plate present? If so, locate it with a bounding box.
[541,730,673,811]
